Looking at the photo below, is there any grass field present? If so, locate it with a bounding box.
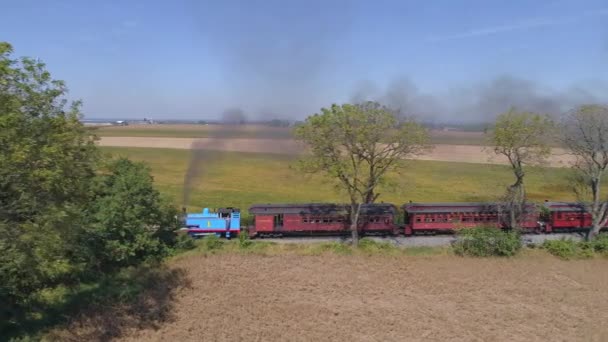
[102,146,584,219]
[94,125,488,145]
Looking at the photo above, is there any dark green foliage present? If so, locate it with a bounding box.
[0,42,182,337]
[542,235,608,259]
[591,234,608,254]
[542,239,587,259]
[174,234,197,252]
[452,227,522,257]
[83,158,180,272]
[0,42,100,330]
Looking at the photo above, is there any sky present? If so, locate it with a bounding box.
[2,0,608,122]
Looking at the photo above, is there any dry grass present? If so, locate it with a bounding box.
[94,125,489,145]
[97,136,574,167]
[50,251,608,342]
[93,124,294,140]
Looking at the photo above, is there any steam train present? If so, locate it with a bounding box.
[181,201,604,238]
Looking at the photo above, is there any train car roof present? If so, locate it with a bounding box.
[543,201,586,212]
[249,203,397,215]
[403,202,535,213]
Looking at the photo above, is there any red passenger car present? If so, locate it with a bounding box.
[542,202,607,232]
[249,203,397,237]
[402,202,540,235]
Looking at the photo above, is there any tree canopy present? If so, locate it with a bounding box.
[0,42,180,333]
[562,104,608,239]
[294,101,430,244]
[487,108,554,228]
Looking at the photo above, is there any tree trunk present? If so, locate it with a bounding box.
[350,203,361,247]
[351,221,359,247]
[588,177,603,241]
[588,226,599,240]
[364,190,374,204]
[506,174,525,230]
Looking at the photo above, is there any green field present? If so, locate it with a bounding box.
[101,147,584,220]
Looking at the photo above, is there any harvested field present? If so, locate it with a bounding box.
[95,125,488,145]
[98,137,575,167]
[81,253,608,341]
[94,124,295,140]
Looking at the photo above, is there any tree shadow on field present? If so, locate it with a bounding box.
[42,265,192,342]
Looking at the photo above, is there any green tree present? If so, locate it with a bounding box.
[562,105,608,240]
[0,42,99,325]
[84,158,180,272]
[294,102,430,245]
[487,108,553,229]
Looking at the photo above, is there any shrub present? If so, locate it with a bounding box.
[541,238,594,259]
[542,239,577,259]
[201,235,224,252]
[452,227,521,257]
[591,234,608,255]
[238,231,253,249]
[173,234,196,252]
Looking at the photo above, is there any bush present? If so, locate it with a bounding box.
[238,231,253,249]
[542,238,594,259]
[173,234,196,252]
[542,239,577,259]
[452,227,522,257]
[201,235,224,252]
[591,234,608,255]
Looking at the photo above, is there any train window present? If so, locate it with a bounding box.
[384,218,389,224]
[416,217,421,222]
[303,217,309,223]
[328,218,334,223]
[323,218,330,224]
[337,218,344,223]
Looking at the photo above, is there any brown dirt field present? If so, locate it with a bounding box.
[98,137,575,167]
[96,125,486,145]
[95,253,608,342]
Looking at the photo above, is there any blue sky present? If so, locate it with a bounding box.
[2,0,607,121]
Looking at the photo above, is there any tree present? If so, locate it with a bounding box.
[84,158,180,272]
[0,42,99,325]
[487,108,553,229]
[0,42,181,331]
[562,105,608,239]
[294,102,430,245]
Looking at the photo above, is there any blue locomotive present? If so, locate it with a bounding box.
[183,207,241,239]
